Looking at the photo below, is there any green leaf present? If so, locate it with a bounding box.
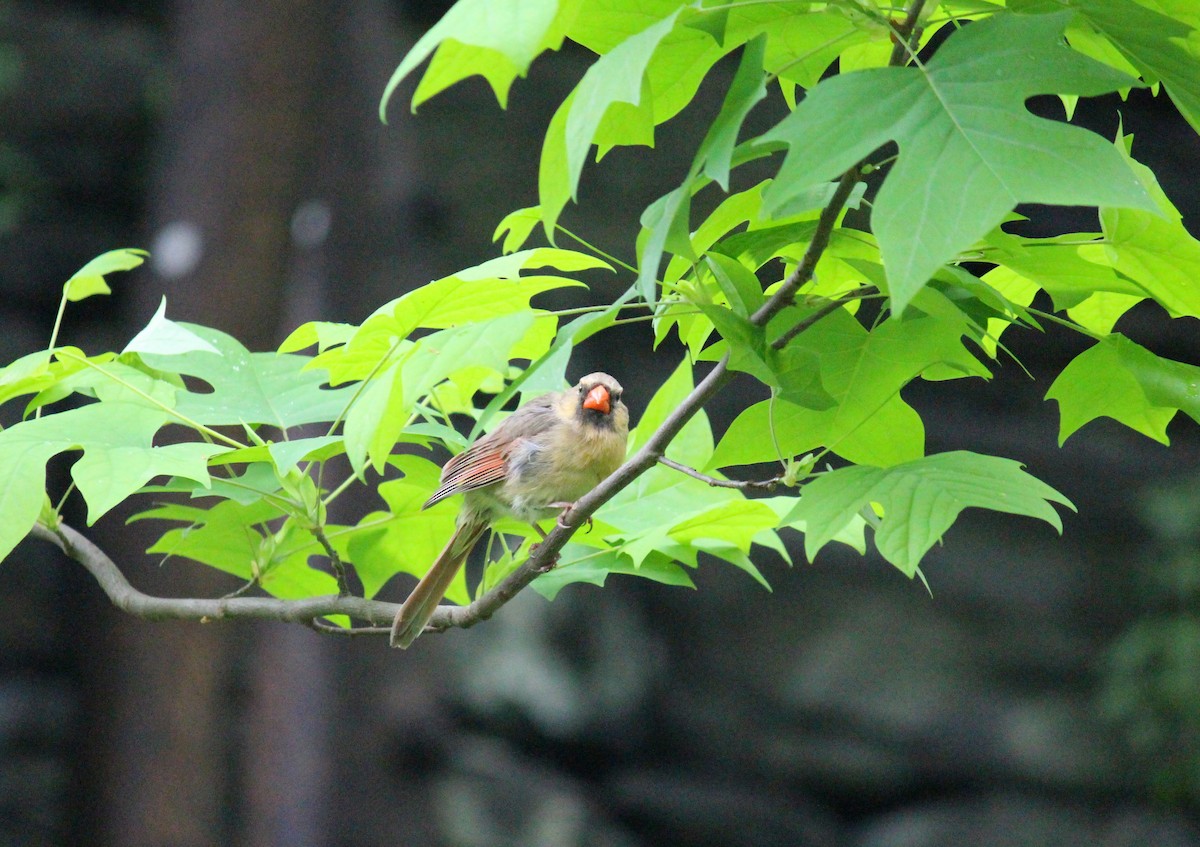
[1046,334,1200,445]
[762,11,1154,314]
[786,451,1074,576]
[983,230,1143,311]
[0,402,223,531]
[141,500,281,578]
[343,312,537,475]
[140,500,341,600]
[0,446,56,565]
[1095,132,1200,319]
[138,324,355,429]
[493,205,543,253]
[567,0,685,53]
[532,545,694,600]
[1068,0,1200,134]
[344,455,467,601]
[637,184,693,304]
[266,436,346,475]
[725,7,866,89]
[363,248,600,339]
[699,35,767,191]
[628,358,712,469]
[124,299,219,356]
[63,248,147,302]
[0,350,56,409]
[565,10,681,197]
[713,308,986,468]
[379,0,570,117]
[277,321,356,355]
[705,253,764,317]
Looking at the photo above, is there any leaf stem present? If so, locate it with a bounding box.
[1025,307,1106,342]
[554,224,638,274]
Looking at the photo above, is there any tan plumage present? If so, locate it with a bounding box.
[390,373,629,648]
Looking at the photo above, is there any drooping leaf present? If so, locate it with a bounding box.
[532,545,694,600]
[699,35,767,191]
[493,205,544,253]
[786,451,1074,576]
[564,9,682,206]
[1046,334,1200,445]
[379,0,573,116]
[1094,132,1200,319]
[762,11,1155,314]
[1067,0,1200,134]
[62,248,147,302]
[0,402,223,538]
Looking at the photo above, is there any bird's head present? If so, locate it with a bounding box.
[573,372,627,431]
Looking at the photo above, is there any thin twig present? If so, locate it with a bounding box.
[312,526,353,597]
[657,456,782,491]
[772,286,879,350]
[306,619,391,637]
[219,578,259,600]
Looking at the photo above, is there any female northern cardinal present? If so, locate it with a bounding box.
[390,372,629,648]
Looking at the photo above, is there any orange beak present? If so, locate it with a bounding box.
[582,384,611,415]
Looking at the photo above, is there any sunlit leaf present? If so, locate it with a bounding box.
[63,248,147,302]
[763,11,1154,314]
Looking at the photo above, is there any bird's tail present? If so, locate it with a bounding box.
[390,512,487,648]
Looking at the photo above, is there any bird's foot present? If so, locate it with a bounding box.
[549,501,592,532]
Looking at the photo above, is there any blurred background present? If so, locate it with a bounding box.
[3,1,1200,845]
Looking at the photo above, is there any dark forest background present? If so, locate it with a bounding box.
[3,2,1200,845]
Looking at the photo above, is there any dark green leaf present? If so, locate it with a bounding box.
[786,451,1074,576]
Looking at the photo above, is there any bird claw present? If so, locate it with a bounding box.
[549,501,592,532]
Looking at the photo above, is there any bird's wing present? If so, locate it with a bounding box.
[422,393,561,509]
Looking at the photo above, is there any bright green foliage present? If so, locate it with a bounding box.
[787,452,1075,576]
[6,1,1200,625]
[763,11,1154,314]
[711,307,989,469]
[1047,335,1200,445]
[379,0,572,114]
[63,248,147,302]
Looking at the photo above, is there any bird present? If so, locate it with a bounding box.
[390,372,629,648]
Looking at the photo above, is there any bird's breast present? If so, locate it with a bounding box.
[500,422,626,521]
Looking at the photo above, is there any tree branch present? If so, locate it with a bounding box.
[26,0,932,646]
[30,521,397,627]
[419,0,931,639]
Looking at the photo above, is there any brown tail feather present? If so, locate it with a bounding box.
[390,514,487,648]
